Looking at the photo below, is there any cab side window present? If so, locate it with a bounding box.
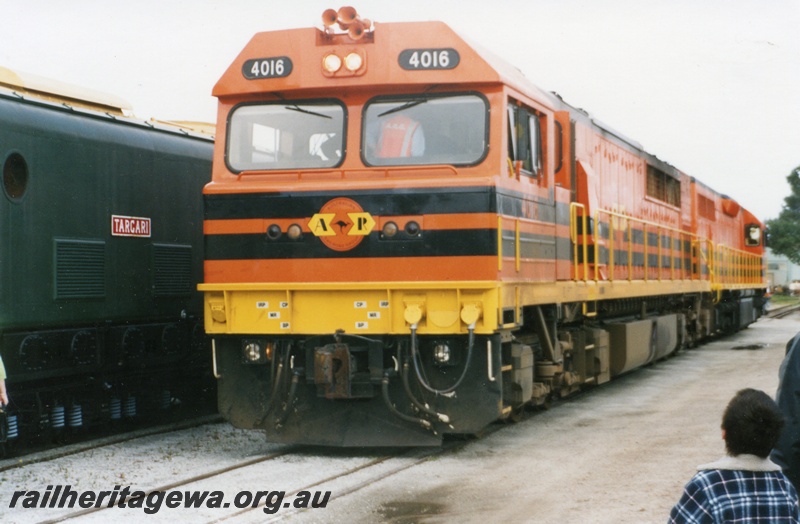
[507,101,542,177]
[745,224,762,247]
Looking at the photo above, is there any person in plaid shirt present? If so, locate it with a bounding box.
[669,388,800,523]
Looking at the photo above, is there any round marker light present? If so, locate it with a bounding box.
[287,223,303,240]
[405,221,420,236]
[344,52,363,72]
[382,221,398,238]
[266,224,282,240]
[322,53,342,73]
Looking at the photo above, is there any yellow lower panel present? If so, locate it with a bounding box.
[201,279,719,337]
[200,282,499,336]
[499,279,713,311]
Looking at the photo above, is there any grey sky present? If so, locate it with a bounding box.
[2,0,797,221]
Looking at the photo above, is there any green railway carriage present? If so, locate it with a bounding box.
[0,69,213,441]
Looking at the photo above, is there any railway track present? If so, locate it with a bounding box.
[3,410,506,523]
[214,449,417,523]
[27,431,493,523]
[37,446,298,523]
[28,445,418,523]
[0,414,221,474]
[766,302,800,319]
[219,435,494,524]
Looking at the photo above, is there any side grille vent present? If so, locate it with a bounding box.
[153,244,192,296]
[54,239,106,299]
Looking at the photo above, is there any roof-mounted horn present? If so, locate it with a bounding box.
[321,6,372,40]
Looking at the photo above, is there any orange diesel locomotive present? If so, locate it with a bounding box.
[200,8,766,446]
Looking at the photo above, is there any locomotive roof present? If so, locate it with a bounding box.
[213,20,556,106]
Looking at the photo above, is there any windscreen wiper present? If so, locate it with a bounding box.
[285,105,332,119]
[377,99,427,118]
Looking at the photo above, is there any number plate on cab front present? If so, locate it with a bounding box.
[398,48,460,70]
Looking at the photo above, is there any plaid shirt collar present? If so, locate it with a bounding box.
[698,453,783,472]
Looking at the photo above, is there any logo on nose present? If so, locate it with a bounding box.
[308,197,375,251]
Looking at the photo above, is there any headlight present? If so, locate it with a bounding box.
[433,343,451,365]
[344,52,363,71]
[243,342,261,362]
[241,340,271,364]
[322,53,342,73]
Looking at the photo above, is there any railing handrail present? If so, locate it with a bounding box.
[568,204,764,288]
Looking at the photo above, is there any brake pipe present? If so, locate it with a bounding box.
[401,361,451,424]
[260,346,290,423]
[381,373,432,430]
[274,372,300,428]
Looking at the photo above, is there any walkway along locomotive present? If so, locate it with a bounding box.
[200,8,766,446]
[0,68,213,447]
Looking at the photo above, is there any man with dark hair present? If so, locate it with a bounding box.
[669,388,800,523]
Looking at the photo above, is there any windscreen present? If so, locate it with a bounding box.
[362,93,488,167]
[227,101,345,171]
